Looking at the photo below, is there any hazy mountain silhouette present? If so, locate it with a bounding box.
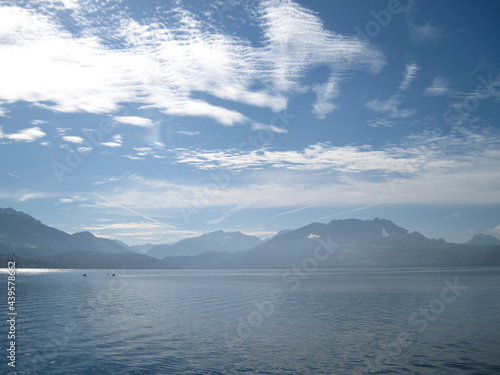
[147,230,263,258]
[0,208,133,255]
[272,229,292,239]
[130,243,155,254]
[466,233,500,246]
[0,208,154,269]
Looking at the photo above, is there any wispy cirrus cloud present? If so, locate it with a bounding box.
[365,96,416,119]
[425,77,450,96]
[405,0,445,45]
[409,23,445,44]
[312,76,339,119]
[0,0,384,128]
[399,63,419,91]
[366,64,418,119]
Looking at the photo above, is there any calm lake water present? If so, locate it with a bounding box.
[2,268,500,374]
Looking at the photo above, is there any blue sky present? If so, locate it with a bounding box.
[1,0,500,244]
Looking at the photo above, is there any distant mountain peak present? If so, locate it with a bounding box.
[466,233,500,246]
[72,231,94,237]
[147,229,264,258]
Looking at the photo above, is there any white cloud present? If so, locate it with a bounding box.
[425,77,450,96]
[176,130,201,136]
[251,122,288,134]
[487,226,500,236]
[18,192,47,202]
[114,116,155,127]
[31,119,49,125]
[102,134,122,147]
[77,146,92,154]
[367,118,397,128]
[56,127,70,135]
[79,221,202,243]
[62,135,85,143]
[307,233,320,239]
[101,141,121,147]
[0,126,46,142]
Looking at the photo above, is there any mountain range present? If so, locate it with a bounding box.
[0,207,499,269]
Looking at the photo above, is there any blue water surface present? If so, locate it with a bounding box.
[1,268,499,374]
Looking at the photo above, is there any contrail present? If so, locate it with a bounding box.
[207,204,247,225]
[6,173,21,179]
[273,204,316,218]
[92,192,164,225]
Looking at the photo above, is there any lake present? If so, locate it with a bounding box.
[2,268,500,374]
